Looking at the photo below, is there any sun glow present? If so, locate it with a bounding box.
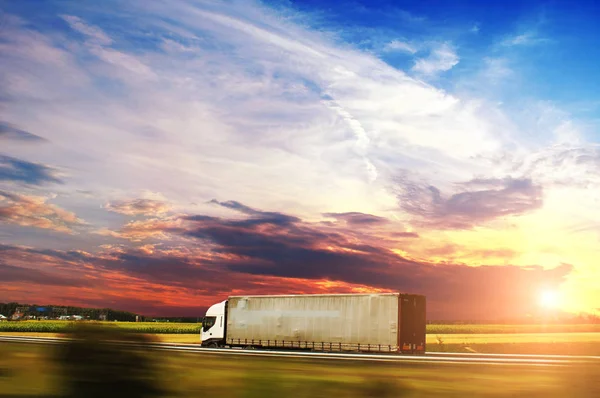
[539,289,560,309]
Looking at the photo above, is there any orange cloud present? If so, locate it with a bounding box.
[105,198,171,216]
[96,217,181,241]
[0,190,84,233]
[0,191,576,321]
[0,199,587,320]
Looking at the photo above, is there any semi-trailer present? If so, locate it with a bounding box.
[200,292,426,355]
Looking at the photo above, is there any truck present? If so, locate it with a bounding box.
[200,292,426,355]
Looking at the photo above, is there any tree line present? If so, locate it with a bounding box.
[0,302,142,322]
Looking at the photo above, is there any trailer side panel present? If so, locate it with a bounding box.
[226,293,400,351]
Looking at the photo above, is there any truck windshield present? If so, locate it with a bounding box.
[202,316,216,332]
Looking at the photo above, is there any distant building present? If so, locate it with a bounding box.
[11,309,24,320]
[0,314,7,321]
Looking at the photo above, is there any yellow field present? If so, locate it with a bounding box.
[4,332,598,343]
[430,332,600,355]
[2,321,599,334]
[0,320,199,334]
[427,324,600,334]
[433,332,600,344]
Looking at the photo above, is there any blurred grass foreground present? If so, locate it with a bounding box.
[56,323,165,398]
[1,323,599,397]
[1,323,406,398]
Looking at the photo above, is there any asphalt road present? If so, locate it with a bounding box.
[2,335,600,367]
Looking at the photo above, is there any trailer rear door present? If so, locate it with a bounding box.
[399,294,426,354]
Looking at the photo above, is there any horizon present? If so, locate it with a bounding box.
[3,300,598,323]
[1,0,599,321]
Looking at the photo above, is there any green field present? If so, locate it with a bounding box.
[2,320,599,334]
[0,341,599,397]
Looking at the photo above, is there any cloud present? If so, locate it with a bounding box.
[0,14,90,101]
[95,249,214,288]
[176,202,574,319]
[424,243,517,262]
[514,145,600,188]
[412,42,459,75]
[320,97,378,182]
[179,205,416,283]
[0,219,573,320]
[0,121,46,142]
[0,1,515,216]
[96,217,180,242]
[0,155,63,185]
[205,199,301,227]
[481,57,513,83]
[100,198,305,242]
[88,46,157,80]
[383,40,417,54]
[396,176,543,229]
[390,231,420,238]
[501,31,548,47]
[60,15,113,45]
[0,190,575,319]
[0,190,85,233]
[60,14,156,81]
[0,241,396,317]
[105,198,171,216]
[322,212,389,226]
[0,261,91,287]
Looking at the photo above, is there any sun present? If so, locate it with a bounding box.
[539,289,560,309]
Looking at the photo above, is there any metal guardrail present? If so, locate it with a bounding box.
[226,338,398,352]
[225,338,425,354]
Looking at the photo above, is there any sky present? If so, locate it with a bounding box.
[1,0,599,320]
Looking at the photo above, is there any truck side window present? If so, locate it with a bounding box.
[220,316,222,327]
[202,316,216,332]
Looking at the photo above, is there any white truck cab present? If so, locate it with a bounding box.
[200,300,226,347]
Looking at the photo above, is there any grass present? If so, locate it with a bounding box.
[0,339,599,398]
